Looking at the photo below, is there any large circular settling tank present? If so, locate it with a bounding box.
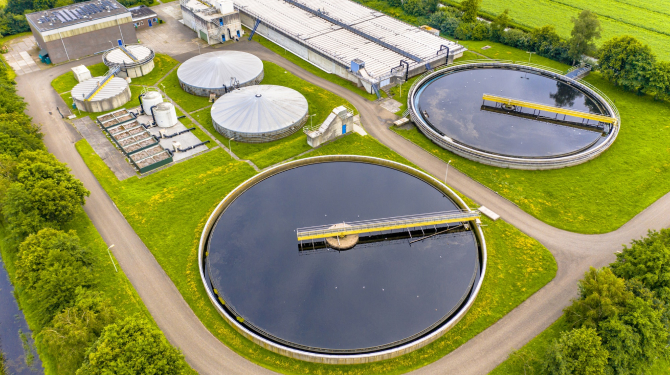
[103,44,155,78]
[200,157,486,362]
[211,85,308,143]
[71,76,131,113]
[409,63,619,169]
[177,51,264,97]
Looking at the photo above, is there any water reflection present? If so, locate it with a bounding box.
[416,68,608,158]
[0,256,43,374]
[207,162,480,352]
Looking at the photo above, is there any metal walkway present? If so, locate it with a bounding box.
[296,210,480,241]
[84,66,121,101]
[482,93,617,124]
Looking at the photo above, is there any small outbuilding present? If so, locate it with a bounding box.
[129,5,158,30]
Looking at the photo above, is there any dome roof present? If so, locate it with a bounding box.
[211,85,308,136]
[103,44,154,66]
[178,51,264,90]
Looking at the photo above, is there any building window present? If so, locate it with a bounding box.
[154,18,158,22]
[140,21,144,25]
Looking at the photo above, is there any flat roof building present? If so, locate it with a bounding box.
[26,0,137,64]
[181,0,243,45]
[129,5,159,30]
[234,0,465,94]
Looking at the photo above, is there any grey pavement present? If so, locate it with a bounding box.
[3,36,44,75]
[72,117,137,180]
[137,3,204,55]
[12,11,670,375]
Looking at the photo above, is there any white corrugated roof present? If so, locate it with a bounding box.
[71,76,129,101]
[211,85,308,135]
[234,0,465,79]
[177,51,263,89]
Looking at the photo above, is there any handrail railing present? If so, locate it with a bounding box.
[297,210,480,241]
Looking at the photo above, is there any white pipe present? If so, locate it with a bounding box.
[58,30,70,61]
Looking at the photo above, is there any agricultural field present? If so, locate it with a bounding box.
[449,0,670,60]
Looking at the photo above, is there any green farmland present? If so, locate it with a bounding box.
[449,0,670,60]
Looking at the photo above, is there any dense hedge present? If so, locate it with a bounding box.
[0,56,186,373]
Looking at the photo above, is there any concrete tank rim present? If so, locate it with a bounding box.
[71,76,130,102]
[177,50,264,90]
[103,44,155,68]
[211,84,308,136]
[198,155,487,363]
[407,62,620,170]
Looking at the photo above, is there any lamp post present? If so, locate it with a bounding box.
[309,113,317,128]
[106,244,118,272]
[527,51,536,63]
[193,40,201,55]
[228,137,234,158]
[445,160,452,185]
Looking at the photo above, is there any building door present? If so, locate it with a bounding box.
[237,30,240,37]
[117,39,122,46]
[222,35,226,42]
[148,19,152,27]
[342,124,347,134]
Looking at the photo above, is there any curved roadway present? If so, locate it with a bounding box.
[16,33,670,375]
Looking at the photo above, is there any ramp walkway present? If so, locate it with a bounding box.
[482,93,617,124]
[296,210,480,241]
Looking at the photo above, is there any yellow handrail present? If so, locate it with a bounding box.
[482,94,616,124]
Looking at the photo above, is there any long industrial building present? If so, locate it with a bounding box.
[235,0,465,94]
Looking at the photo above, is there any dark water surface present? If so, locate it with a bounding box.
[415,67,608,158]
[0,256,43,374]
[207,162,480,352]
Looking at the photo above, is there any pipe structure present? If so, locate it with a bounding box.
[138,94,145,114]
[162,127,196,139]
[178,140,210,152]
[150,105,158,125]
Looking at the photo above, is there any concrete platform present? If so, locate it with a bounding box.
[72,117,137,180]
[135,113,208,162]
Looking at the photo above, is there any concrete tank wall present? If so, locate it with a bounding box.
[73,84,131,113]
[115,60,155,78]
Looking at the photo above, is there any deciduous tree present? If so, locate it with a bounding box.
[460,0,481,23]
[543,327,608,375]
[568,10,601,65]
[41,289,118,374]
[490,9,510,41]
[15,228,94,325]
[598,36,656,93]
[648,62,670,101]
[77,318,186,375]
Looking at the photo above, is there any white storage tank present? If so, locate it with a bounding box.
[142,91,163,114]
[154,102,178,128]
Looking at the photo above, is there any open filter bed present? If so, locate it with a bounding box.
[201,158,485,362]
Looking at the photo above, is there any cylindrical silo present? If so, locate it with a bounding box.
[103,44,156,78]
[211,85,308,143]
[177,51,264,97]
[154,102,178,128]
[142,91,163,114]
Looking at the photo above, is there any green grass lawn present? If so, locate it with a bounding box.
[393,68,670,234]
[75,132,556,374]
[190,60,355,169]
[447,0,670,61]
[248,30,380,102]
[457,40,571,72]
[159,68,212,113]
[179,116,215,149]
[51,62,109,94]
[128,54,179,86]
[0,209,157,374]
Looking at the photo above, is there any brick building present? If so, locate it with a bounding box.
[129,5,159,31]
[26,0,137,65]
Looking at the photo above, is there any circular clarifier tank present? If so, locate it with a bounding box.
[71,76,131,113]
[200,156,486,363]
[409,63,619,169]
[102,44,155,78]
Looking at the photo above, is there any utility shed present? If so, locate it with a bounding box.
[129,5,158,30]
[26,0,137,65]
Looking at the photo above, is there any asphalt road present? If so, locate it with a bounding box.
[15,13,670,375]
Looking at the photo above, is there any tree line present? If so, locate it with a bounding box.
[0,0,153,37]
[0,61,186,373]
[509,229,670,374]
[356,0,670,101]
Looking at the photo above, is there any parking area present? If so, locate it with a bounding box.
[3,36,45,76]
